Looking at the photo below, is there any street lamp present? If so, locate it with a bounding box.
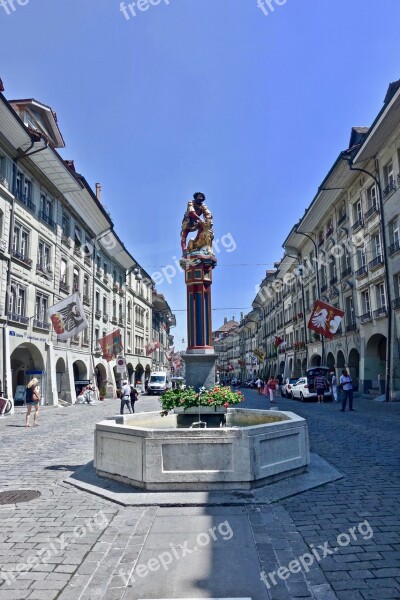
[294,228,325,365]
[342,154,392,402]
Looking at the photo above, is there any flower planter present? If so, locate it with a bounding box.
[173,406,227,414]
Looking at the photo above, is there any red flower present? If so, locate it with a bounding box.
[223,402,230,408]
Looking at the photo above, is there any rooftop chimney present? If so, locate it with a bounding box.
[224,317,227,325]
[95,183,102,201]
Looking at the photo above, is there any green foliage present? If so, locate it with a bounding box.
[160,386,244,416]
[100,385,106,398]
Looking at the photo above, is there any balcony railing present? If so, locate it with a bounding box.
[15,191,36,212]
[346,323,357,332]
[341,266,352,278]
[33,319,50,330]
[392,297,400,310]
[383,180,396,198]
[365,204,378,220]
[352,218,364,232]
[337,213,347,226]
[71,335,80,345]
[12,250,32,267]
[111,316,118,324]
[360,311,372,323]
[369,255,384,270]
[84,256,91,267]
[73,245,82,257]
[388,240,400,256]
[95,268,102,278]
[38,210,56,229]
[355,265,368,278]
[374,306,387,319]
[59,281,70,293]
[7,312,29,324]
[36,263,53,275]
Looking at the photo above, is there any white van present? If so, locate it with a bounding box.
[147,372,168,395]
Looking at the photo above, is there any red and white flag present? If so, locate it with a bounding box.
[146,339,161,355]
[47,292,88,341]
[308,300,344,340]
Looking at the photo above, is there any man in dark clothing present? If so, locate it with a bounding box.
[315,374,329,404]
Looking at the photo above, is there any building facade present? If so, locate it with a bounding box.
[0,92,174,410]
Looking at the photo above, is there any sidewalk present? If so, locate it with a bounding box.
[0,391,399,599]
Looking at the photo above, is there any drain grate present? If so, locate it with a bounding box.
[0,489,41,505]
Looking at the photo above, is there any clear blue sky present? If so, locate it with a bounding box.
[1,0,400,348]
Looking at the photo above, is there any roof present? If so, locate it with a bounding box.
[9,98,65,148]
[214,319,239,334]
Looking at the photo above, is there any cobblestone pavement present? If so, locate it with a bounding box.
[0,392,399,599]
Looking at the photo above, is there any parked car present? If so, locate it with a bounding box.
[291,367,332,401]
[281,378,298,398]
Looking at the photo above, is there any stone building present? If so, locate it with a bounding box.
[0,91,173,410]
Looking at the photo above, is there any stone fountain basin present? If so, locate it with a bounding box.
[94,408,310,491]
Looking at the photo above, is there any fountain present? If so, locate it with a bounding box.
[94,192,310,491]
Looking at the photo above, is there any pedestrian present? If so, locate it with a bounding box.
[267,376,278,403]
[339,369,354,412]
[83,384,95,405]
[277,373,283,397]
[263,379,269,396]
[330,370,338,402]
[25,377,40,427]
[130,385,139,413]
[255,377,263,395]
[120,380,133,414]
[315,372,329,403]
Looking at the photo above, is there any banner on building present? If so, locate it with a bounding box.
[146,339,161,355]
[227,363,234,372]
[98,329,123,362]
[253,348,266,361]
[165,348,175,361]
[274,336,284,348]
[308,300,344,340]
[47,292,89,341]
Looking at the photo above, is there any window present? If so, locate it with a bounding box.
[329,258,337,280]
[127,301,131,323]
[367,184,377,209]
[103,262,108,278]
[39,194,54,226]
[113,299,117,318]
[95,291,100,312]
[384,160,395,187]
[376,283,386,309]
[361,290,370,314]
[82,319,90,344]
[60,259,68,283]
[102,295,107,315]
[372,233,381,259]
[119,303,123,322]
[127,331,131,351]
[394,273,400,300]
[24,178,32,203]
[113,269,117,283]
[9,281,26,317]
[345,296,355,326]
[12,222,30,260]
[37,240,51,271]
[74,225,82,248]
[83,275,90,298]
[62,212,70,237]
[96,254,101,271]
[15,170,23,198]
[357,248,366,268]
[35,293,48,324]
[318,230,324,245]
[73,268,80,292]
[353,199,362,222]
[389,217,399,253]
[95,327,99,346]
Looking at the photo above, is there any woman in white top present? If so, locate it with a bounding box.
[339,369,354,412]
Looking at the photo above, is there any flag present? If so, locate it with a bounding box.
[47,292,88,341]
[146,339,161,355]
[173,357,181,369]
[274,336,284,347]
[253,348,266,361]
[98,329,123,362]
[165,347,175,361]
[308,300,344,340]
[227,362,234,372]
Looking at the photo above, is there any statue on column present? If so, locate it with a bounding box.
[180,192,215,257]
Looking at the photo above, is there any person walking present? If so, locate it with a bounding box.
[120,380,133,414]
[83,384,95,405]
[330,370,338,402]
[25,378,40,427]
[315,372,329,403]
[130,385,139,413]
[267,377,278,403]
[339,369,354,412]
[255,378,263,395]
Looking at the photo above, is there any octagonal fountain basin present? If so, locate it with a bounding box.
[94,408,310,491]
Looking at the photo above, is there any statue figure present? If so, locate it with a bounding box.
[180,192,214,255]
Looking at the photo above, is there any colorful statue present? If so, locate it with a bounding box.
[180,192,214,255]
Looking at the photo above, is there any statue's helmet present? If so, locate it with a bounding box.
[193,192,205,202]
